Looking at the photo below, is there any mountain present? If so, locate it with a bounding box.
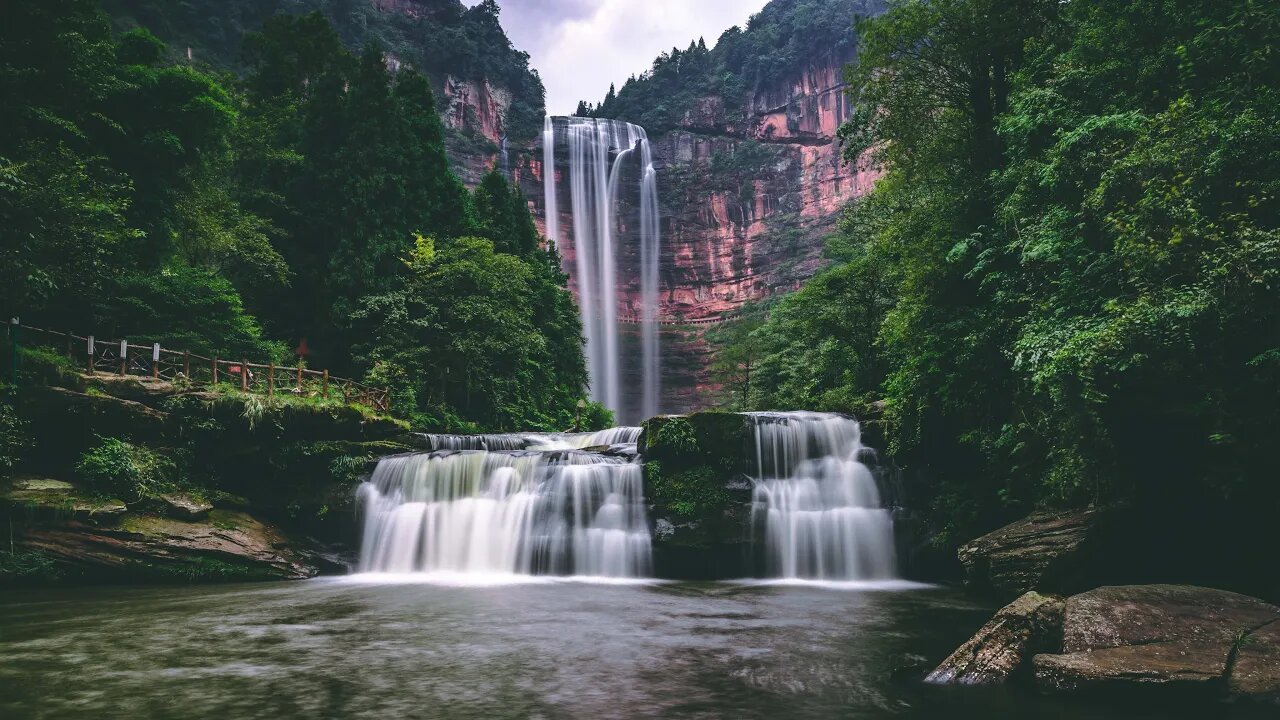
[99,0,544,184]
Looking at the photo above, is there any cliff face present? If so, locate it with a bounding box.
[654,48,879,323]
[519,46,879,413]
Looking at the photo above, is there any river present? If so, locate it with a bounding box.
[0,579,1261,719]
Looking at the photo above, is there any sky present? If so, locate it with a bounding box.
[462,0,772,115]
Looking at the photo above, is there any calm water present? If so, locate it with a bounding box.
[0,579,1262,719]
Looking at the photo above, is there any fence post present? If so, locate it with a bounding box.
[296,363,303,392]
[383,387,390,412]
[9,318,19,384]
[151,343,160,379]
[119,340,127,376]
[322,369,329,399]
[212,357,218,386]
[343,379,351,403]
[267,362,275,396]
[183,351,190,379]
[240,358,248,391]
[65,331,72,359]
[87,335,95,374]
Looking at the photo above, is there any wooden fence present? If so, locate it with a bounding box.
[6,322,390,412]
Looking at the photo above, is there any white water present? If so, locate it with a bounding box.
[748,412,897,581]
[357,429,651,578]
[543,116,661,423]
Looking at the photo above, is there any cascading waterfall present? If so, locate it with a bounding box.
[357,428,651,578]
[543,116,661,424]
[749,412,897,581]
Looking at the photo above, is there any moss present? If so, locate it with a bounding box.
[645,461,730,520]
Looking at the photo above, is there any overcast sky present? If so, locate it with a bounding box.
[462,0,771,115]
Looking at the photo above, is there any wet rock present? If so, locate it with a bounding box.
[16,510,318,581]
[1032,585,1280,695]
[957,507,1116,599]
[925,591,1064,685]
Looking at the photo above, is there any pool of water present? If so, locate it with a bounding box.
[0,579,1263,719]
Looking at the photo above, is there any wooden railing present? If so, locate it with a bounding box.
[6,322,390,412]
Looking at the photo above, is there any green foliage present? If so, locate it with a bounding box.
[655,418,700,455]
[643,461,729,521]
[740,0,1280,548]
[75,436,173,500]
[578,401,615,433]
[582,1,885,131]
[5,2,588,434]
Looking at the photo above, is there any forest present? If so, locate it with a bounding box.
[1,0,596,435]
[710,0,1279,560]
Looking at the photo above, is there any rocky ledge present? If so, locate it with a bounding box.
[928,584,1280,704]
[3,476,318,583]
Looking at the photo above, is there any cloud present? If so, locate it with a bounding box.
[464,0,771,115]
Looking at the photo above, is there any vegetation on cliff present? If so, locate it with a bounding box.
[579,0,888,133]
[2,0,590,433]
[716,0,1279,572]
[100,0,546,140]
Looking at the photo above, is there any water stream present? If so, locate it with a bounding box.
[357,429,651,579]
[543,116,661,423]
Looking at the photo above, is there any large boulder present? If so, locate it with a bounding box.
[1229,618,1280,702]
[1032,585,1280,698]
[957,507,1119,599]
[925,591,1064,684]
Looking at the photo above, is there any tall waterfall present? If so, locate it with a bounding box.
[357,428,651,579]
[749,412,897,581]
[543,116,661,424]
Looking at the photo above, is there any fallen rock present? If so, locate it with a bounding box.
[925,591,1064,685]
[1032,585,1280,696]
[957,507,1117,599]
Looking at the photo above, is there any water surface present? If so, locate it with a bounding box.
[0,580,1261,719]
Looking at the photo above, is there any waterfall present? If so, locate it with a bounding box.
[543,116,661,424]
[748,412,897,581]
[357,428,651,578]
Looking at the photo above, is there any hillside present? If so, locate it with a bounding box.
[100,0,545,184]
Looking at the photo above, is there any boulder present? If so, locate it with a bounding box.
[925,591,1064,685]
[957,507,1117,599]
[1032,585,1280,696]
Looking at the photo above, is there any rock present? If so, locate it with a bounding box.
[1032,585,1280,695]
[925,591,1064,685]
[1229,619,1280,702]
[957,507,1117,599]
[156,492,213,519]
[16,510,318,581]
[2,476,127,521]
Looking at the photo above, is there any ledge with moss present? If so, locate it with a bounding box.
[1,368,417,586]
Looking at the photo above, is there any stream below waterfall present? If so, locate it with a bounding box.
[0,580,1269,719]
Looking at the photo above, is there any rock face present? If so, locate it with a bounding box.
[957,508,1118,600]
[925,591,1064,685]
[1033,585,1280,696]
[932,584,1280,703]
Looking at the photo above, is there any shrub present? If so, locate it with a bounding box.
[0,386,27,475]
[75,437,173,500]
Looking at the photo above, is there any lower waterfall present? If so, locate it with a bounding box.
[357,428,651,578]
[748,412,897,581]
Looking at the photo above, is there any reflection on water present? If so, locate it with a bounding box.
[0,582,1263,719]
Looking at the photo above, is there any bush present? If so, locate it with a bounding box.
[75,437,173,500]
